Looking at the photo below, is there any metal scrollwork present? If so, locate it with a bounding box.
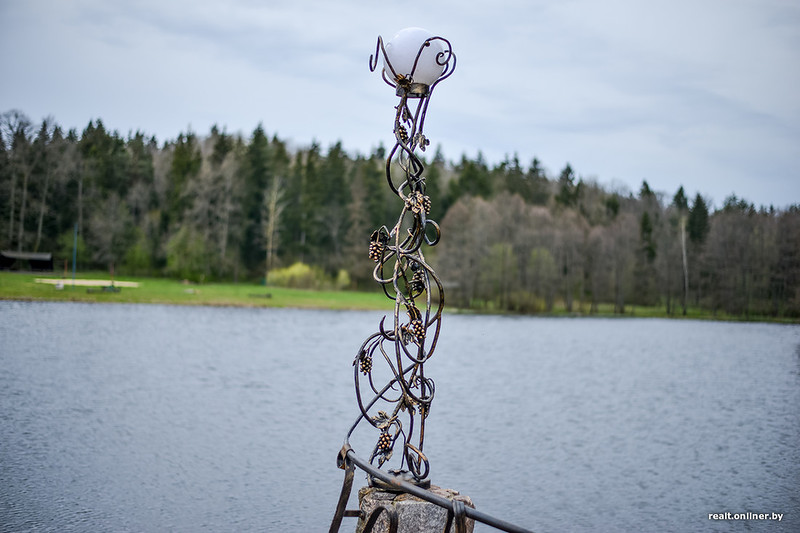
[343,33,456,488]
[332,33,532,533]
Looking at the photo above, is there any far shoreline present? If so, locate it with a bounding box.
[1,272,797,324]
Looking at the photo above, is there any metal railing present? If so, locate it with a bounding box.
[329,443,534,533]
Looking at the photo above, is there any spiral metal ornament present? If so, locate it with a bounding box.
[342,33,456,489]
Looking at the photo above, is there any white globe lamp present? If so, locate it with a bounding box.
[383,27,446,97]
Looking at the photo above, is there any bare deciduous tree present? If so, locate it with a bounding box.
[263,176,285,284]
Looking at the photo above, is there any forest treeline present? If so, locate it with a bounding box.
[2,109,798,318]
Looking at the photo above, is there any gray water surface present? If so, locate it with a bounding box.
[1,301,798,532]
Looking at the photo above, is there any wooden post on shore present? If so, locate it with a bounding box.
[71,222,77,289]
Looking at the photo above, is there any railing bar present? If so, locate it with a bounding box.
[346,449,534,533]
[329,461,356,533]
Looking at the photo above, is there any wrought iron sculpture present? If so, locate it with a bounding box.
[345,28,456,489]
[331,28,533,533]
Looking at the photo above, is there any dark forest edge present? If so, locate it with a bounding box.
[2,110,799,320]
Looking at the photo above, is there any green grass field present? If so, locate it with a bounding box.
[0,271,389,311]
[2,271,794,323]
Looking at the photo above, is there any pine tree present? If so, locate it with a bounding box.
[299,142,324,261]
[688,193,709,246]
[209,125,233,167]
[80,119,130,199]
[318,141,351,270]
[634,210,658,306]
[527,157,550,206]
[555,163,577,207]
[166,131,201,221]
[280,153,305,261]
[425,146,446,213]
[362,152,387,230]
[450,152,491,201]
[240,124,271,271]
[687,193,710,306]
[672,186,688,211]
[503,154,526,200]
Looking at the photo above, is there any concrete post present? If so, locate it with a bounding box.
[355,485,475,533]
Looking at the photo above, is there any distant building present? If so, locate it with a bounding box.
[0,251,54,272]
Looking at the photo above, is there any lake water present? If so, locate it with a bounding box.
[1,301,798,532]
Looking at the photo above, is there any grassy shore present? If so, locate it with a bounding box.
[1,271,796,323]
[0,271,388,311]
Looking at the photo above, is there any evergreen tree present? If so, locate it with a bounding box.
[318,141,351,270]
[605,194,621,220]
[688,193,710,245]
[672,186,688,211]
[210,125,234,167]
[503,154,526,200]
[125,132,156,227]
[362,151,387,230]
[449,152,491,201]
[527,157,550,206]
[79,120,130,199]
[280,152,305,261]
[270,135,291,179]
[321,141,348,207]
[633,210,658,306]
[165,131,201,222]
[423,149,444,213]
[641,212,655,259]
[555,163,577,207]
[299,142,324,259]
[425,145,447,213]
[240,124,271,271]
[687,193,711,306]
[639,180,654,200]
[722,194,755,215]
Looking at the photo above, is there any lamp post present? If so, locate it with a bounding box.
[347,27,456,489]
[331,30,533,533]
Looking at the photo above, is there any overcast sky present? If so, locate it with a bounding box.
[2,0,798,208]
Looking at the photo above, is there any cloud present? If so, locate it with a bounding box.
[1,0,797,208]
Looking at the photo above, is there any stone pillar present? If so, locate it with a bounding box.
[355,485,475,533]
